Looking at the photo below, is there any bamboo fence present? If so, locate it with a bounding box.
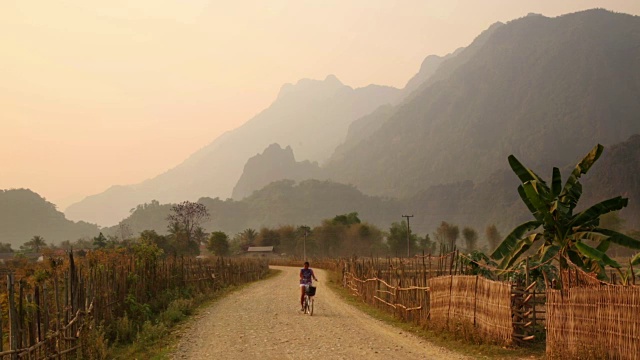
[547,286,640,359]
[546,266,640,360]
[428,275,512,343]
[0,252,269,359]
[338,254,518,345]
[273,254,548,346]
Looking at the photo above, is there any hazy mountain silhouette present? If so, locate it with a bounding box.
[64,8,640,239]
[331,25,496,162]
[66,75,401,226]
[325,9,640,199]
[100,179,402,239]
[234,49,468,192]
[0,189,99,247]
[91,132,640,248]
[582,134,640,229]
[402,49,463,97]
[232,143,325,200]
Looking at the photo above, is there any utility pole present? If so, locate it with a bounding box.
[402,215,414,257]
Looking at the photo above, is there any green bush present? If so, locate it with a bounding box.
[134,321,168,347]
[111,313,136,345]
[159,298,194,326]
[77,323,108,360]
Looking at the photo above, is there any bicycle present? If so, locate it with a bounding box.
[303,283,317,316]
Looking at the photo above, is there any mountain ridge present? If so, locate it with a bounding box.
[65,75,402,226]
[325,9,640,198]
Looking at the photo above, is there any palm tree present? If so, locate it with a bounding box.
[22,235,47,253]
[240,228,258,247]
[490,144,640,280]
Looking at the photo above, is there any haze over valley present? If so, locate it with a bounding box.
[3,2,640,251]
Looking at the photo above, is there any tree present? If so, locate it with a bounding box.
[417,234,436,254]
[256,227,280,247]
[21,235,47,253]
[140,230,174,254]
[276,225,297,255]
[387,221,417,256]
[193,227,209,245]
[207,231,230,256]
[0,243,13,253]
[490,144,640,280]
[485,225,502,252]
[93,232,107,248]
[462,227,478,252]
[166,201,209,256]
[118,223,133,242]
[434,222,459,251]
[239,228,258,249]
[332,212,361,226]
[314,219,345,257]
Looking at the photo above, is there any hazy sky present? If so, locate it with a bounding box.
[2,1,639,209]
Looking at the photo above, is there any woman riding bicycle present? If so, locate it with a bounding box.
[299,261,318,311]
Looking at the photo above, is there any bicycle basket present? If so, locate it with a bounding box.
[306,285,316,296]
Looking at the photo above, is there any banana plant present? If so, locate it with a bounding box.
[490,144,640,280]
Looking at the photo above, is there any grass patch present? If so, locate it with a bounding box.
[324,272,545,360]
[109,268,282,360]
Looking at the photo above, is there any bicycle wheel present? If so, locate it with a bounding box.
[304,296,310,314]
[309,297,314,316]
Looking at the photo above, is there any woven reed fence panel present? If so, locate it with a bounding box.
[429,275,512,343]
[547,286,640,359]
[429,276,452,323]
[475,277,512,342]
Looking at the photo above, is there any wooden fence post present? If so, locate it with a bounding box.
[8,274,18,360]
[473,275,479,327]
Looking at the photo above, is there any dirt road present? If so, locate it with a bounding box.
[172,266,469,360]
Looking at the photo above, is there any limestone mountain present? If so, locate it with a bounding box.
[581,134,640,229]
[0,189,99,247]
[331,24,497,162]
[98,134,640,247]
[232,143,325,200]
[325,9,640,199]
[65,75,401,226]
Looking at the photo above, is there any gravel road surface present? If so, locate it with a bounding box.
[172,266,470,360]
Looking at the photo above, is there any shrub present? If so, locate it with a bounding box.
[111,314,136,345]
[77,323,108,360]
[134,321,167,347]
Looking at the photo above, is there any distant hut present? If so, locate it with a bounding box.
[246,246,275,257]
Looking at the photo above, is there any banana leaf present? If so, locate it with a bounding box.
[491,220,542,260]
[594,228,640,249]
[559,181,582,214]
[571,197,628,227]
[518,185,540,219]
[567,249,585,268]
[539,244,560,263]
[559,144,603,207]
[575,241,621,268]
[570,231,610,243]
[596,239,611,253]
[523,182,555,226]
[551,167,562,198]
[508,155,548,187]
[631,252,640,266]
[497,233,539,270]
